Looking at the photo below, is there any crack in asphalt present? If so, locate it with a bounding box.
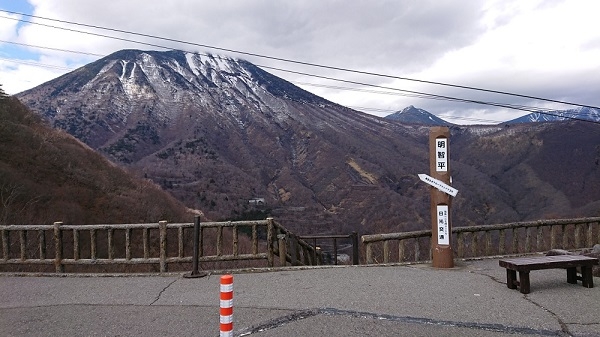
[523,295,572,337]
[150,278,178,305]
[236,307,564,336]
[237,308,320,336]
[466,266,506,285]
[468,267,572,336]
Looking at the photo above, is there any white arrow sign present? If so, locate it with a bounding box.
[418,174,458,197]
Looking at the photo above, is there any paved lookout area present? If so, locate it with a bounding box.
[1,258,598,336]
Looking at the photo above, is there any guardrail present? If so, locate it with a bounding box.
[0,217,321,273]
[362,217,600,264]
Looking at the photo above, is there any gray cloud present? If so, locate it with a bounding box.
[3,0,599,123]
[43,1,485,72]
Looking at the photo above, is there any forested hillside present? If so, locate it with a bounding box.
[0,92,192,225]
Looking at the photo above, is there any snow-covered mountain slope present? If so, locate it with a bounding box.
[17,49,430,233]
[17,49,351,150]
[505,107,600,124]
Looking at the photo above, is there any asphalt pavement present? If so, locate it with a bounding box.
[1,257,598,336]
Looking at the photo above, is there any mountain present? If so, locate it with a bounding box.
[451,122,600,223]
[17,49,433,233]
[0,95,192,225]
[16,49,600,235]
[505,107,600,124]
[385,105,451,126]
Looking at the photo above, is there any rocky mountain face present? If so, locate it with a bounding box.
[16,49,600,235]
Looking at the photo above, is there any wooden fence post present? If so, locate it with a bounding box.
[365,243,373,264]
[108,228,115,260]
[19,230,27,261]
[159,220,167,273]
[90,229,97,260]
[53,221,64,273]
[38,229,46,260]
[289,233,298,266]
[73,229,79,260]
[278,234,287,266]
[2,229,9,261]
[398,240,405,262]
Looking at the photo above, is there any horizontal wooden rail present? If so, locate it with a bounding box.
[362,217,600,264]
[0,218,293,273]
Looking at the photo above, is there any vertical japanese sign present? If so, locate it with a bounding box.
[436,205,449,245]
[429,127,453,268]
[435,138,447,172]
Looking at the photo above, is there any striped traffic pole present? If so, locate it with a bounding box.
[220,274,234,337]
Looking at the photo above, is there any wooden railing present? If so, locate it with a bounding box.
[0,218,321,273]
[362,217,600,264]
[4,216,598,271]
[273,225,325,266]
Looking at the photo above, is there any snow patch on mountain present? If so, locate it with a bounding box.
[16,48,342,145]
[185,53,201,77]
[82,60,118,92]
[506,107,600,124]
[466,125,504,136]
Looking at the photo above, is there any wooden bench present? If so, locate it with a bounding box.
[499,255,598,294]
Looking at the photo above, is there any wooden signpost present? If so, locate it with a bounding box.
[426,126,456,268]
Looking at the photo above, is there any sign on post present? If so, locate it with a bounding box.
[426,127,454,268]
[436,205,449,245]
[435,138,448,172]
[418,174,458,197]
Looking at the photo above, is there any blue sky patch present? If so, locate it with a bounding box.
[0,1,38,61]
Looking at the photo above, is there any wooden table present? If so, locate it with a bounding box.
[499,255,598,294]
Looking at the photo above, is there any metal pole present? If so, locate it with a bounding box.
[333,238,338,265]
[352,232,359,265]
[184,215,208,278]
[429,127,454,268]
[266,218,274,267]
[313,238,317,264]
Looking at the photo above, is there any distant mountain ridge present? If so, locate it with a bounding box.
[505,107,600,124]
[384,105,451,125]
[15,49,600,234]
[386,106,600,125]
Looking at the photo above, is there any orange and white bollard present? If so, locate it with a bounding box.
[220,274,234,337]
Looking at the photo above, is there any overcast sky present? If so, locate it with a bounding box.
[1,0,599,124]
